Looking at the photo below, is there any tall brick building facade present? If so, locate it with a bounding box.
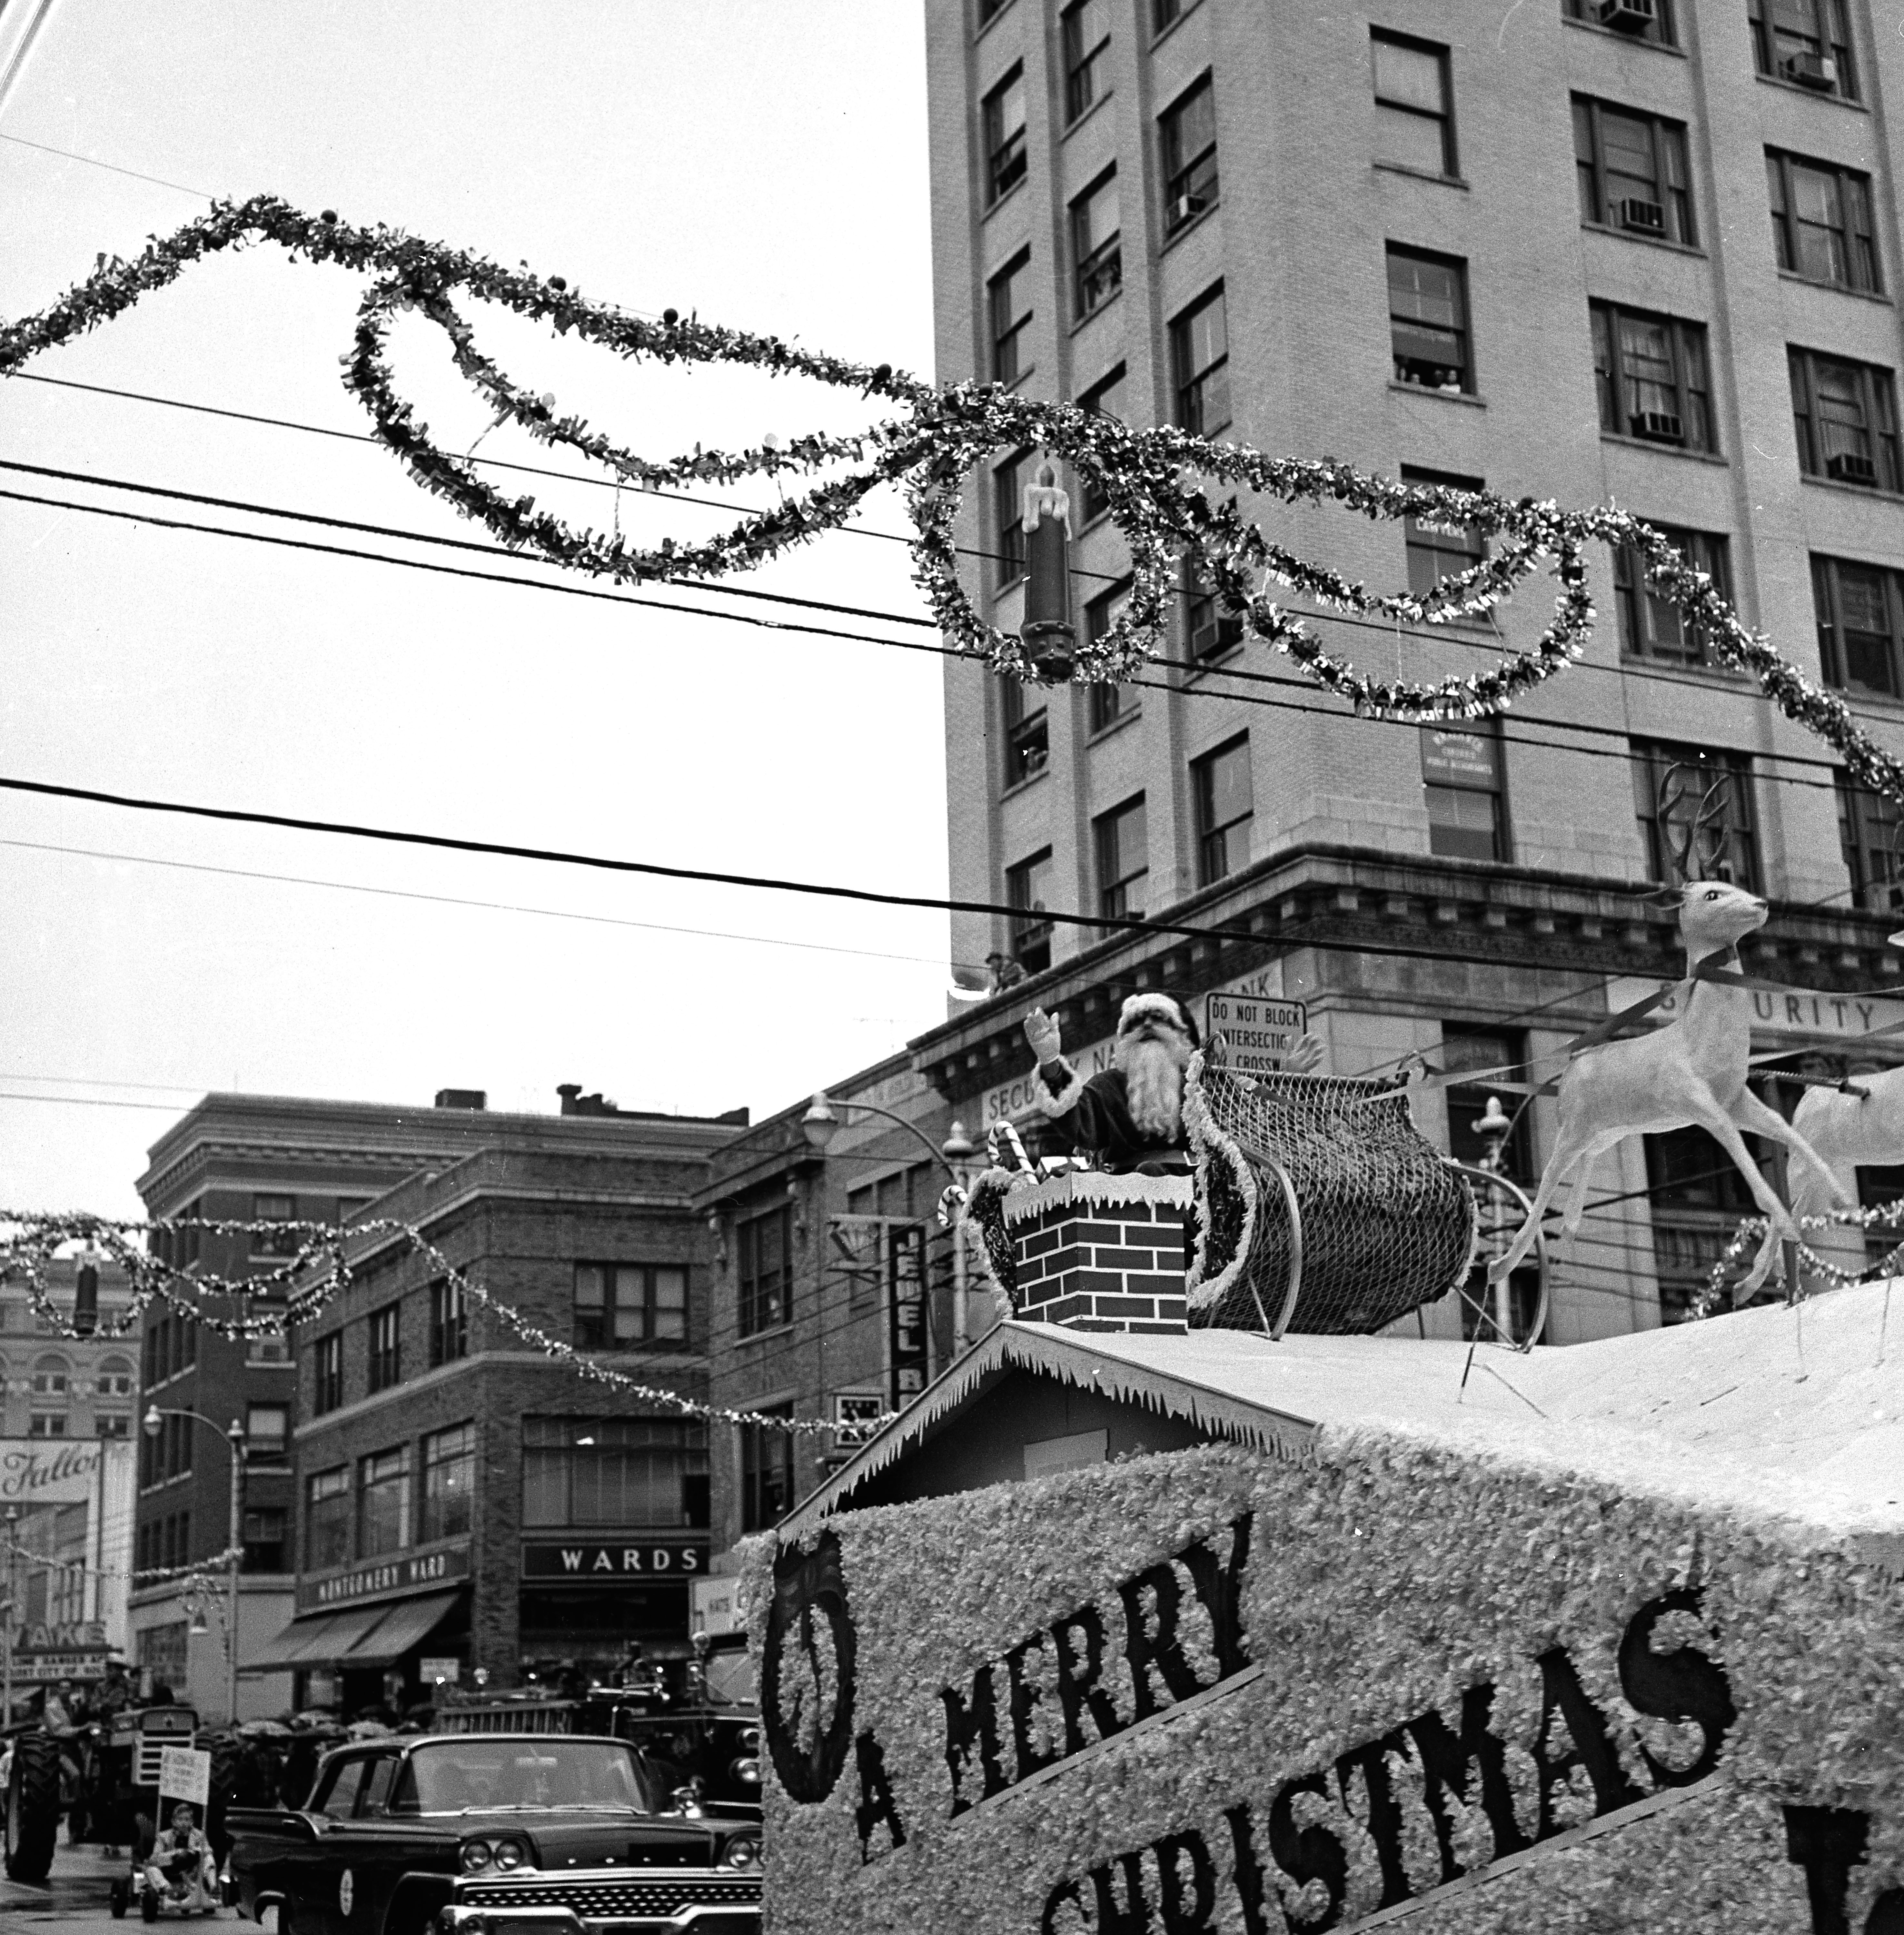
[253,1108,740,1710]
[917,0,1904,1339]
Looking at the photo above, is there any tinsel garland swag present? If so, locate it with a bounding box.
[4,195,1902,799]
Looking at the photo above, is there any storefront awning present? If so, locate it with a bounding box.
[245,1602,396,1673]
[343,1591,461,1667]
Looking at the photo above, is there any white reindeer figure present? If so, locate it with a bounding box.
[1490,772,1849,1298]
[1789,1070,1900,1274]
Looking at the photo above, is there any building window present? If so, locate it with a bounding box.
[1573,98,1693,244]
[1192,734,1252,886]
[1631,741,1760,889]
[1072,174,1121,323]
[1590,302,1714,451]
[1160,75,1217,232]
[1645,1127,1764,1322]
[358,1446,412,1560]
[1078,365,1126,521]
[1813,554,1904,697]
[95,1360,132,1399]
[242,1507,287,1574]
[522,1416,709,1528]
[312,1332,343,1417]
[1371,31,1455,177]
[995,447,1029,585]
[1151,0,1181,31]
[1790,349,1901,491]
[1614,526,1730,663]
[1061,0,1110,123]
[983,65,1026,204]
[1562,0,1676,45]
[737,1205,793,1337]
[977,0,1012,25]
[96,1414,129,1440]
[306,1466,352,1571]
[1086,579,1132,731]
[574,1263,688,1349]
[1094,796,1148,921]
[246,1403,288,1463]
[336,1196,370,1226]
[251,1193,298,1257]
[1748,0,1856,98]
[1421,725,1509,862]
[421,1422,477,1542]
[1171,285,1229,434]
[28,1413,66,1438]
[1838,776,1904,915]
[1000,676,1049,788]
[1768,152,1879,292]
[1401,466,1487,600]
[989,250,1032,386]
[741,1405,797,1534]
[366,1302,402,1394]
[428,1278,468,1367]
[1183,558,1244,664]
[30,1356,67,1398]
[1006,848,1055,973]
[1388,246,1471,392]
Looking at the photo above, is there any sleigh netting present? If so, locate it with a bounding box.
[1185,1050,1478,1335]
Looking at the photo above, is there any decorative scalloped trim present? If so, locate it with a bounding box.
[998,1168,1192,1227]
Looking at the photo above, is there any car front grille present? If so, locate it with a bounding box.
[464,1880,759,1919]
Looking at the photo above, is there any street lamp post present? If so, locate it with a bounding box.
[1473,1096,1516,1343]
[2,1505,16,1726]
[144,1408,245,1723]
[801,1095,986,1354]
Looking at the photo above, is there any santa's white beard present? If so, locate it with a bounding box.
[1118,1035,1185,1142]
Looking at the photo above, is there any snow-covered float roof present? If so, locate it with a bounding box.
[787,1277,1903,1550]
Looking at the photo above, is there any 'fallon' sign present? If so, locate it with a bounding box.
[0,1442,104,1505]
[521,1542,710,1579]
[299,1543,471,1612]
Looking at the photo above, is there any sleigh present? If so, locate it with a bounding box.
[1185,1046,1545,1345]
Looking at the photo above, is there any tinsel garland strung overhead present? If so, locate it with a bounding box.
[5,194,1902,800]
[0,1211,885,1438]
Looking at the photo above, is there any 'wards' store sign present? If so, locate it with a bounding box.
[750,1443,1903,1935]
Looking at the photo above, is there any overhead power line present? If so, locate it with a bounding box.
[0,835,971,972]
[0,130,212,200]
[0,472,1870,801]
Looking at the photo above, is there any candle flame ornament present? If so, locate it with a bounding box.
[1019,458,1075,681]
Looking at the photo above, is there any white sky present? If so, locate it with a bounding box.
[0,1,948,1217]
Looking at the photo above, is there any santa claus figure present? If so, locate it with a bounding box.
[1023,994,1204,1175]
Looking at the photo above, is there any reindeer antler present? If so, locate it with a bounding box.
[1658,762,1732,884]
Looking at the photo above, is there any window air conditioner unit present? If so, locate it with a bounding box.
[1827,450,1877,484]
[1783,50,1837,87]
[1632,409,1684,443]
[1169,193,1205,226]
[1619,197,1666,235]
[1599,0,1655,29]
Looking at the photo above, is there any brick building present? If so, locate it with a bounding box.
[698,1053,976,1567]
[252,1101,743,1713]
[131,1089,554,1718]
[917,0,1904,1338]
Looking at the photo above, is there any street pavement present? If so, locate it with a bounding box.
[0,1840,261,1932]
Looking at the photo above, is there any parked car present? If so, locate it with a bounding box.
[225,1733,759,1935]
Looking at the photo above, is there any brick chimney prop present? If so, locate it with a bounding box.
[997,1172,1191,1334]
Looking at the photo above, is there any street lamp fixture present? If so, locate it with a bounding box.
[143,1407,247,1723]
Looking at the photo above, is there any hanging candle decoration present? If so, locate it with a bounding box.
[1019,456,1076,680]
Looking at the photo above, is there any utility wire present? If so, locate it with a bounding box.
[0,130,210,200]
[17,370,1904,756]
[0,835,974,972]
[0,474,1867,801]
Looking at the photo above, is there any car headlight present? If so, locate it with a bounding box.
[736,1726,761,1753]
[491,1840,528,1873]
[729,1756,760,1786]
[459,1841,493,1874]
[720,1834,761,1873]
